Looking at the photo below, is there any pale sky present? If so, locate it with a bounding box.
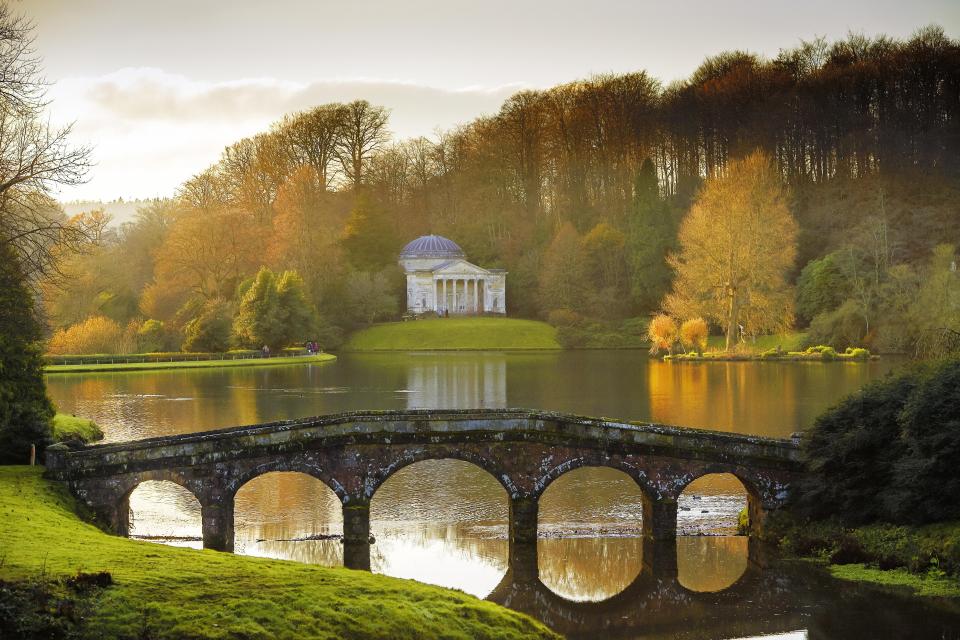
[19,0,960,201]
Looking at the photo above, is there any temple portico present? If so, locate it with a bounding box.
[399,235,506,315]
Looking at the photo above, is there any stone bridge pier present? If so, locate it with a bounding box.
[44,409,803,570]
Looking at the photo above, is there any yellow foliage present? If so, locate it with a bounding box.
[647,314,678,353]
[680,317,709,353]
[47,316,123,355]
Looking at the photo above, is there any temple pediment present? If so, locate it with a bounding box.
[428,259,491,276]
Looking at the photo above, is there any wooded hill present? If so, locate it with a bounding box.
[43,27,960,353]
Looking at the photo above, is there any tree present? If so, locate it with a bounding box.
[539,223,590,313]
[233,268,285,349]
[795,253,850,325]
[276,270,319,343]
[679,317,709,355]
[341,270,398,327]
[628,159,676,313]
[0,242,53,463]
[47,315,123,355]
[340,191,400,271]
[0,5,92,278]
[183,300,233,353]
[647,314,678,355]
[335,100,390,187]
[664,151,797,350]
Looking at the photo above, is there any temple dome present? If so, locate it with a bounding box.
[399,235,465,259]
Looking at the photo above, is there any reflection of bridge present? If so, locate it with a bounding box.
[45,409,802,568]
[489,540,807,639]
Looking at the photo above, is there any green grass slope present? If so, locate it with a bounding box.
[0,467,557,640]
[343,318,560,351]
[45,353,336,374]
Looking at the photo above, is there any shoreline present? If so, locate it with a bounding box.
[45,352,336,374]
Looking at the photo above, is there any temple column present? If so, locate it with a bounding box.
[473,278,479,313]
[442,278,447,313]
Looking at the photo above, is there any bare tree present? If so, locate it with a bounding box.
[335,100,390,187]
[0,4,92,278]
[280,104,346,191]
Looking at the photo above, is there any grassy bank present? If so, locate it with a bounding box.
[666,345,872,362]
[766,515,960,598]
[0,466,557,640]
[342,318,560,351]
[45,353,336,374]
[52,414,103,443]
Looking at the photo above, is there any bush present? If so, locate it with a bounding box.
[547,308,583,328]
[47,316,123,355]
[806,300,866,351]
[647,314,678,354]
[679,317,708,355]
[183,300,233,353]
[793,358,960,525]
[137,319,168,353]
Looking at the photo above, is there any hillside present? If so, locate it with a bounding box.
[0,466,557,640]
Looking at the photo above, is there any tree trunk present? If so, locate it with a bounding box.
[725,288,738,352]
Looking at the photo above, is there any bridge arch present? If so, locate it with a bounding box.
[673,465,772,536]
[227,459,348,503]
[533,456,657,501]
[367,447,517,500]
[537,465,647,602]
[121,473,203,542]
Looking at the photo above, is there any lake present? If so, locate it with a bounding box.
[46,351,960,639]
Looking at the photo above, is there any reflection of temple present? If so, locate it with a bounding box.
[405,356,506,409]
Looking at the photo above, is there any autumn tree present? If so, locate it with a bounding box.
[539,223,590,312]
[664,151,797,350]
[335,100,390,187]
[679,317,709,355]
[647,314,678,355]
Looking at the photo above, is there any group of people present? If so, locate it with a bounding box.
[304,340,322,354]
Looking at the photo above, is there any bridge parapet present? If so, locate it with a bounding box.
[45,408,803,562]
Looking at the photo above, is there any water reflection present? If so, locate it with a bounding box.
[677,536,749,592]
[128,480,202,549]
[405,353,506,409]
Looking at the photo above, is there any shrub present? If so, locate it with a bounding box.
[679,317,709,355]
[137,319,168,353]
[547,308,583,328]
[647,314,678,354]
[793,358,960,525]
[47,316,123,355]
[806,300,865,351]
[183,301,233,353]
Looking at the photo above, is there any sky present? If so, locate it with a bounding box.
[20,0,960,202]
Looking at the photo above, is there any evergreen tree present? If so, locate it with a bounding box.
[340,191,400,271]
[0,243,54,463]
[628,159,676,313]
[233,268,285,349]
[276,270,319,344]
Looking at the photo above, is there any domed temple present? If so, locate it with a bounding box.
[398,235,506,315]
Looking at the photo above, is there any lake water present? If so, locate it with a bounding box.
[46,352,960,638]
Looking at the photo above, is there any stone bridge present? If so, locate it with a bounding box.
[44,409,803,569]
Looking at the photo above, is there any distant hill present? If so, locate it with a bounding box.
[59,198,165,226]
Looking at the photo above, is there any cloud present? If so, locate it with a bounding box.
[47,68,524,201]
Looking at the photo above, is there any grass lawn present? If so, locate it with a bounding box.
[342,318,560,351]
[0,466,557,640]
[52,413,104,443]
[829,564,960,598]
[45,353,336,374]
[705,332,808,352]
